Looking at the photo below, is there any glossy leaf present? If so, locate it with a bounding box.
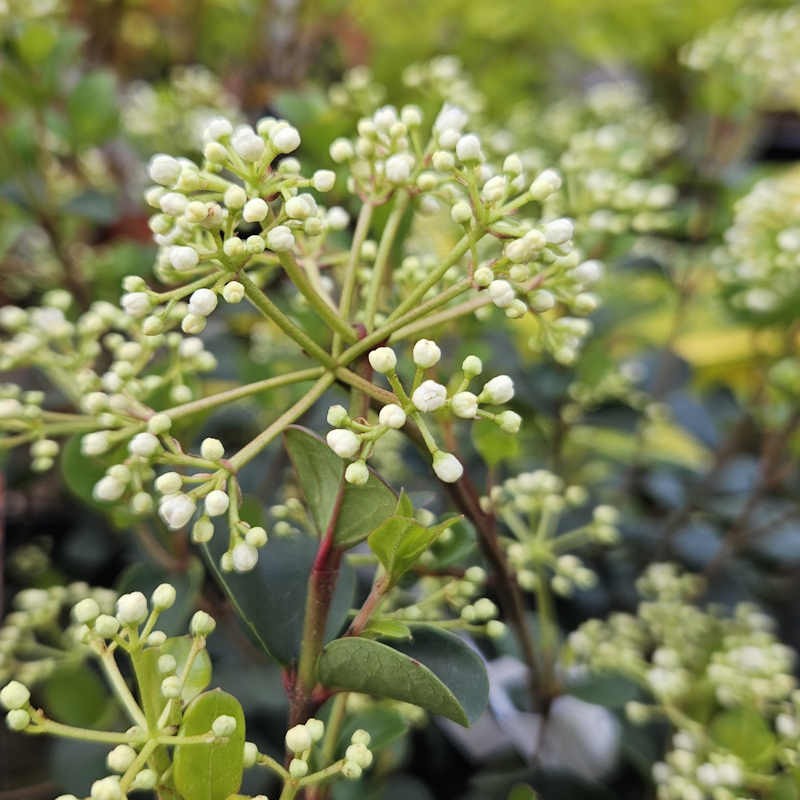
[360,618,412,640]
[472,418,519,466]
[336,707,409,753]
[173,689,245,800]
[710,708,776,769]
[284,426,396,547]
[368,515,458,586]
[42,663,109,727]
[204,533,355,664]
[67,70,118,147]
[317,625,488,726]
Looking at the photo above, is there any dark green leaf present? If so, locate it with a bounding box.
[336,707,409,753]
[67,70,118,147]
[567,674,640,708]
[173,689,245,800]
[203,533,355,664]
[368,515,457,585]
[710,708,776,769]
[317,625,488,726]
[41,663,109,726]
[284,426,396,547]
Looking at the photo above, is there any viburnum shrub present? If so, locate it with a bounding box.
[3,9,800,800]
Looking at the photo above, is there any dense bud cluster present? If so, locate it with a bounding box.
[570,564,800,800]
[682,7,800,113]
[713,168,800,321]
[484,470,620,597]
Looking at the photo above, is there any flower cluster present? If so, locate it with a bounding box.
[713,167,800,322]
[123,65,243,155]
[326,342,519,484]
[1,587,233,800]
[284,721,373,781]
[682,6,800,113]
[570,564,800,800]
[0,583,116,686]
[484,470,620,597]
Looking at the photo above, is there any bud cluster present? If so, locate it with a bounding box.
[326,342,519,484]
[483,470,620,597]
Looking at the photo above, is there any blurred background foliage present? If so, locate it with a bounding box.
[3,0,800,799]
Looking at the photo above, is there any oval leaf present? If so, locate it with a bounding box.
[284,426,396,547]
[173,689,245,800]
[317,625,488,726]
[203,533,355,665]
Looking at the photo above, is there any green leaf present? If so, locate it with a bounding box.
[67,70,118,147]
[769,775,800,800]
[508,786,538,800]
[429,517,476,567]
[395,489,414,518]
[16,21,58,65]
[360,619,412,640]
[137,637,212,726]
[173,689,245,800]
[284,426,396,547]
[567,674,640,708]
[203,533,355,664]
[472,418,519,466]
[317,625,488,726]
[710,708,776,769]
[368,515,458,586]
[41,663,109,726]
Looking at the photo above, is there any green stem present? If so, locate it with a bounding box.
[163,367,325,420]
[347,575,388,635]
[28,719,139,745]
[228,373,335,470]
[390,290,488,341]
[333,202,374,357]
[97,648,148,729]
[278,253,357,342]
[319,693,348,766]
[240,272,336,368]
[364,192,410,331]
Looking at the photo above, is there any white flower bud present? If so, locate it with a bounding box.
[147,414,172,435]
[224,185,247,210]
[330,138,354,162]
[312,169,336,192]
[271,125,301,153]
[379,404,406,429]
[480,375,514,404]
[243,741,258,768]
[160,192,188,217]
[187,288,218,318]
[412,380,447,412]
[190,610,216,636]
[243,198,269,223]
[160,675,182,698]
[107,744,137,773]
[0,681,30,710]
[456,134,483,163]
[530,290,555,312]
[488,279,515,308]
[151,583,176,610]
[129,432,160,457]
[6,709,30,731]
[169,246,200,271]
[200,438,225,460]
[497,410,522,433]
[212,715,237,738]
[94,615,120,638]
[368,347,397,373]
[345,461,369,485]
[73,598,101,624]
[290,758,309,778]
[286,724,313,753]
[203,117,233,141]
[231,543,258,572]
[205,490,230,517]
[326,429,361,459]
[116,592,148,626]
[342,761,362,780]
[266,225,295,252]
[148,155,181,186]
[544,218,574,245]
[223,237,245,258]
[529,169,562,200]
[412,339,441,368]
[571,259,604,284]
[232,128,265,162]
[385,154,413,184]
[451,392,478,419]
[245,526,268,547]
[82,431,111,456]
[192,517,214,544]
[121,292,151,318]
[159,493,196,529]
[326,405,349,426]
[93,476,126,502]
[345,742,373,768]
[432,150,456,171]
[462,355,483,376]
[222,281,245,303]
[155,472,182,495]
[451,201,473,225]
